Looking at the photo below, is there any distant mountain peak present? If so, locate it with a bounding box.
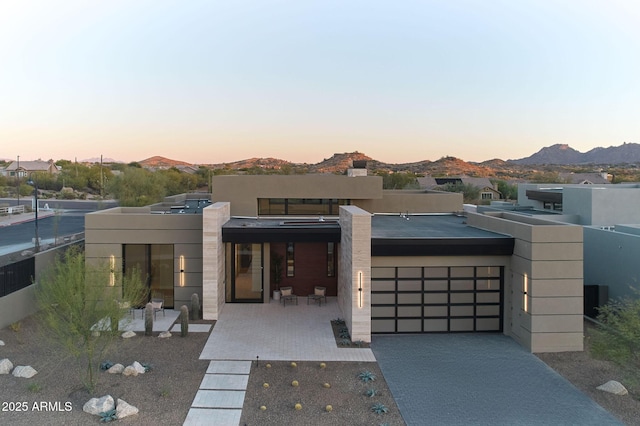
[510,142,640,165]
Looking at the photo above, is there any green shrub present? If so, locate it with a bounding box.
[371,403,389,414]
[358,370,376,383]
[591,293,640,369]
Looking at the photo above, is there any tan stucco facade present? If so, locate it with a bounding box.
[467,211,584,352]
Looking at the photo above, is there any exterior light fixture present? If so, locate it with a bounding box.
[523,274,528,312]
[179,255,185,286]
[109,255,116,286]
[27,173,39,252]
[358,271,363,308]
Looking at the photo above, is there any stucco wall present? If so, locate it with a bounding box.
[584,225,640,301]
[338,206,372,342]
[84,207,204,309]
[354,190,462,214]
[212,175,383,216]
[563,186,640,226]
[468,212,583,353]
[202,202,230,320]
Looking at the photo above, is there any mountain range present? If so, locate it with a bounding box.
[135,142,640,176]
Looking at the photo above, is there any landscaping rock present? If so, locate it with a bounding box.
[107,363,125,374]
[12,365,37,378]
[132,361,146,374]
[0,358,13,374]
[158,331,172,338]
[0,339,5,346]
[83,395,115,415]
[597,380,628,395]
[115,398,139,419]
[122,366,138,376]
[121,330,136,339]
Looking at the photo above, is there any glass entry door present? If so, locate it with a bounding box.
[230,243,263,302]
[123,244,174,308]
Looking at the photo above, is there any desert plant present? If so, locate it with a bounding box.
[28,382,42,393]
[371,403,389,414]
[99,408,117,422]
[180,305,189,337]
[10,321,21,332]
[365,388,378,397]
[142,362,153,372]
[190,293,200,320]
[35,247,148,392]
[358,370,377,383]
[591,293,640,369]
[160,387,170,398]
[100,360,115,371]
[338,327,350,338]
[354,340,365,347]
[338,338,351,347]
[332,318,345,325]
[144,303,153,336]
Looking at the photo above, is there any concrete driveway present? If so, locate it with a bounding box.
[372,334,622,426]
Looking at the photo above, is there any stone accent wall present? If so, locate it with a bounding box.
[202,202,230,320]
[339,206,372,342]
[468,212,583,352]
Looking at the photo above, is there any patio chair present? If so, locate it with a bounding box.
[117,300,136,319]
[280,286,298,307]
[307,286,327,306]
[150,293,165,320]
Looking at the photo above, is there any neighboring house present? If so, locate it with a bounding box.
[418,176,503,201]
[85,170,584,353]
[558,172,611,185]
[2,159,60,178]
[483,183,640,302]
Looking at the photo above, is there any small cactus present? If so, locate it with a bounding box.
[144,302,153,336]
[266,363,272,368]
[290,361,297,368]
[260,405,267,411]
[323,382,331,388]
[180,305,189,337]
[291,380,299,387]
[319,362,326,369]
[294,403,302,410]
[325,405,333,412]
[190,293,200,320]
[263,383,269,388]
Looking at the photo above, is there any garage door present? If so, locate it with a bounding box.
[371,266,503,333]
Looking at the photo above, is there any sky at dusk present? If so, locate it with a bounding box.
[1,1,639,165]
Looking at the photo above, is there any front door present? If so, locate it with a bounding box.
[230,243,263,302]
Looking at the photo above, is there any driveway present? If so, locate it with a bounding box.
[372,334,621,425]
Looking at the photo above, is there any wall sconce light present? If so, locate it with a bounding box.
[358,271,363,308]
[523,274,528,312]
[179,255,185,287]
[109,255,115,286]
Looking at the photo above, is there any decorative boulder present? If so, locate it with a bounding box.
[121,331,136,339]
[131,361,146,374]
[122,366,139,377]
[107,363,125,374]
[0,358,13,374]
[12,365,37,378]
[597,380,628,396]
[83,395,115,415]
[116,398,139,419]
[0,339,5,346]
[158,331,172,339]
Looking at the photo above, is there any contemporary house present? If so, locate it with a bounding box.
[85,171,585,353]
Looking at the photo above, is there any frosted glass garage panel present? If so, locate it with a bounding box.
[372,268,395,278]
[372,319,396,333]
[477,292,500,303]
[398,306,422,317]
[424,267,448,278]
[372,280,395,291]
[476,280,500,291]
[450,293,474,304]
[423,319,448,332]
[397,293,421,304]
[476,305,500,316]
[476,266,501,277]
[371,293,395,304]
[477,318,500,331]
[423,305,448,317]
[398,267,422,278]
[450,267,474,278]
[424,293,448,304]
[372,306,396,317]
[450,318,474,331]
[398,280,422,291]
[450,305,474,317]
[450,280,474,291]
[425,280,448,291]
[397,319,422,332]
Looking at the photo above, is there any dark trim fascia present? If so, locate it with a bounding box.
[525,190,563,203]
[223,227,341,243]
[371,238,515,256]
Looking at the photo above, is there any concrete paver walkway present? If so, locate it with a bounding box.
[372,333,622,426]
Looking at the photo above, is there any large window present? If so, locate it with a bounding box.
[258,198,350,215]
[123,244,174,308]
